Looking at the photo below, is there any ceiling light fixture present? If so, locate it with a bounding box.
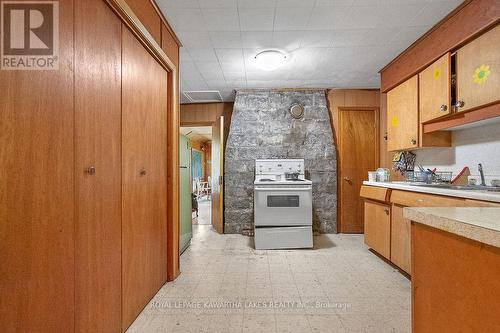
[254,50,287,71]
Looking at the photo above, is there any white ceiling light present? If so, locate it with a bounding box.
[254,50,288,71]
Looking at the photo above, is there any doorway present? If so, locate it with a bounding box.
[338,108,379,233]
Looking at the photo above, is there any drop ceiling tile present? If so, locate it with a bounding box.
[223,71,246,80]
[187,48,219,62]
[409,1,460,26]
[241,31,274,48]
[306,6,351,30]
[300,30,336,47]
[199,0,236,8]
[196,62,226,80]
[239,8,276,31]
[180,48,193,62]
[377,3,425,28]
[178,31,213,48]
[157,0,200,9]
[336,6,381,29]
[202,8,240,31]
[215,48,245,64]
[165,8,205,31]
[316,0,354,6]
[204,80,229,89]
[209,31,242,48]
[237,0,276,8]
[272,31,302,50]
[274,7,314,31]
[276,0,315,7]
[225,78,247,88]
[391,25,431,44]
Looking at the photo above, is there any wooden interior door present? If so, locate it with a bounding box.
[419,53,451,122]
[457,25,500,112]
[121,26,168,330]
[339,109,378,233]
[0,1,75,331]
[74,0,122,331]
[387,75,419,151]
[211,116,224,234]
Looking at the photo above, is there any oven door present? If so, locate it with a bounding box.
[254,187,312,226]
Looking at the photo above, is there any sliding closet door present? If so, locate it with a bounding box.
[74,0,122,332]
[121,27,169,330]
[0,1,75,331]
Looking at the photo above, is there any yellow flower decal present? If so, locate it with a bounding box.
[433,68,440,79]
[473,64,490,84]
[391,116,398,127]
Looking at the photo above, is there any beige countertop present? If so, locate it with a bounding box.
[403,207,500,248]
[363,181,500,203]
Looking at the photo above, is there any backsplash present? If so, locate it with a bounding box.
[414,121,500,183]
[224,90,337,234]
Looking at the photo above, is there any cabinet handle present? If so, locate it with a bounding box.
[455,100,465,108]
[343,177,352,184]
[440,104,447,112]
[410,139,417,145]
[85,166,96,175]
[140,168,147,176]
[384,208,390,215]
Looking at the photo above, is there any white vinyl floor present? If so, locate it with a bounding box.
[127,225,411,333]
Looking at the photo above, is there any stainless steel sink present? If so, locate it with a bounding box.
[411,184,500,192]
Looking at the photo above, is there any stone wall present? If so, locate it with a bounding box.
[224,90,337,234]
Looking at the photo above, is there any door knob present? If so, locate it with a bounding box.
[85,166,96,175]
[440,104,447,112]
[410,139,417,145]
[455,100,465,108]
[140,168,147,176]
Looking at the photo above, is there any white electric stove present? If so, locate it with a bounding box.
[254,159,313,250]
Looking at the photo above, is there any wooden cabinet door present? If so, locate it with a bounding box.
[364,201,391,259]
[457,25,500,112]
[419,53,451,122]
[211,116,225,234]
[387,75,419,151]
[391,205,411,274]
[121,26,168,331]
[74,0,122,331]
[0,1,75,331]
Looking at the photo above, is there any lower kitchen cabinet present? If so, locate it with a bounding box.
[390,205,411,274]
[364,200,391,259]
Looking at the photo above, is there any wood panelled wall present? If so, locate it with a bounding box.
[380,0,499,92]
[0,0,180,332]
[181,102,234,142]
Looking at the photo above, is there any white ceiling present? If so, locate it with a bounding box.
[180,126,213,141]
[157,0,462,103]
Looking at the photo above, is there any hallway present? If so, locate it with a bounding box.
[127,225,411,332]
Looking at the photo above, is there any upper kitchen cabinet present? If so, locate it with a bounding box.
[456,25,500,113]
[419,53,451,123]
[387,75,451,152]
[387,76,419,151]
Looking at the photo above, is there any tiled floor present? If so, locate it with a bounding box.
[127,225,411,332]
[192,198,211,225]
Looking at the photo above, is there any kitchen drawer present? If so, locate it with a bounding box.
[254,227,313,250]
[360,185,391,203]
[391,190,466,207]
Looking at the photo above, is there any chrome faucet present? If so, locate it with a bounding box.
[478,163,486,186]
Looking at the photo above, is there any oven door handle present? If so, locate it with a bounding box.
[254,188,311,191]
